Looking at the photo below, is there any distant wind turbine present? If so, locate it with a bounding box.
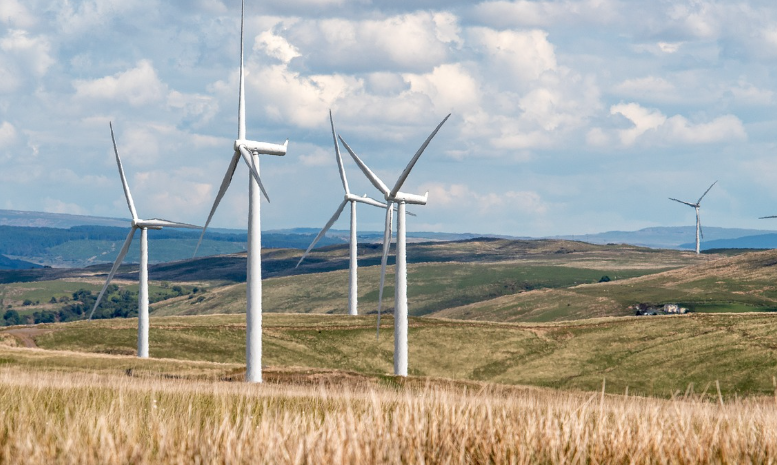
[339,113,450,377]
[295,111,386,316]
[669,180,717,255]
[88,122,200,359]
[194,0,288,383]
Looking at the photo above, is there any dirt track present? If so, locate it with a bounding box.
[2,327,50,348]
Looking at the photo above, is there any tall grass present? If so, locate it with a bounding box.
[1,368,776,463]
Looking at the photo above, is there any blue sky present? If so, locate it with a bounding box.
[1,0,776,236]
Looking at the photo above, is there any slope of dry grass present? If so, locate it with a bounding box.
[433,248,777,322]
[1,368,776,464]
[5,312,777,397]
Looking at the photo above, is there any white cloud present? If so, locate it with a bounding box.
[130,170,213,220]
[285,12,456,72]
[404,63,480,112]
[729,78,774,105]
[0,29,55,77]
[658,42,682,53]
[610,102,746,146]
[166,90,219,128]
[0,0,36,28]
[610,103,667,145]
[613,76,675,98]
[469,28,557,83]
[43,198,88,215]
[473,0,619,28]
[661,114,746,144]
[298,144,331,166]
[422,182,547,215]
[73,60,167,107]
[255,31,301,64]
[0,122,17,148]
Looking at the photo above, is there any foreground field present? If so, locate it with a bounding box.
[5,312,777,397]
[1,368,775,464]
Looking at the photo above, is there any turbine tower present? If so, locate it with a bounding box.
[194,0,287,383]
[339,114,450,377]
[295,111,386,316]
[88,122,200,359]
[669,180,717,255]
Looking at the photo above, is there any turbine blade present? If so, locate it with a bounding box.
[759,216,777,219]
[376,202,393,339]
[338,135,390,195]
[237,0,246,140]
[407,210,417,217]
[140,218,201,229]
[669,198,697,208]
[88,227,137,320]
[109,122,138,220]
[389,113,450,198]
[352,196,386,209]
[194,151,240,257]
[296,199,349,268]
[330,110,350,195]
[697,180,717,204]
[238,146,270,202]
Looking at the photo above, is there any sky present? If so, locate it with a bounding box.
[1,0,777,237]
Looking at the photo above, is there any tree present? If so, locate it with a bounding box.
[3,310,21,326]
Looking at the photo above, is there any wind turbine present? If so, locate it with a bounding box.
[339,113,450,377]
[88,122,200,359]
[295,111,386,316]
[194,0,288,383]
[669,180,717,255]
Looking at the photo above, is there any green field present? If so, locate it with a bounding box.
[433,249,777,322]
[3,312,777,397]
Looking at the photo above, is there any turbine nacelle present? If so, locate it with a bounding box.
[132,221,163,230]
[387,191,428,205]
[234,139,288,156]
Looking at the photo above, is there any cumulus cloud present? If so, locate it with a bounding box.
[0,29,55,78]
[613,76,675,99]
[73,60,167,107]
[468,28,557,83]
[283,12,458,72]
[43,198,88,215]
[0,122,17,148]
[422,182,547,215]
[0,0,36,28]
[473,0,619,28]
[610,103,746,146]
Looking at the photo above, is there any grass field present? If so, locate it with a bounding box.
[3,368,776,463]
[151,259,684,318]
[3,312,777,397]
[433,248,777,322]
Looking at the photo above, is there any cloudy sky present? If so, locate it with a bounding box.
[1,0,777,237]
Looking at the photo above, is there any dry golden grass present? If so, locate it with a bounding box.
[2,367,777,464]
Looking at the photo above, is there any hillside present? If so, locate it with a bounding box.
[3,312,777,397]
[431,248,777,322]
[0,239,705,324]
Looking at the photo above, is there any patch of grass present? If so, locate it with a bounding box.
[11,312,777,398]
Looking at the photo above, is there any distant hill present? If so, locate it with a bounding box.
[680,233,777,251]
[553,226,777,249]
[0,254,41,270]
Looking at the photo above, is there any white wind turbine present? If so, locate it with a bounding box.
[88,122,200,359]
[669,180,717,255]
[339,114,450,377]
[295,111,386,316]
[193,0,288,383]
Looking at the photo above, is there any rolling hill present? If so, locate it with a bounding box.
[431,248,777,322]
[2,312,777,397]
